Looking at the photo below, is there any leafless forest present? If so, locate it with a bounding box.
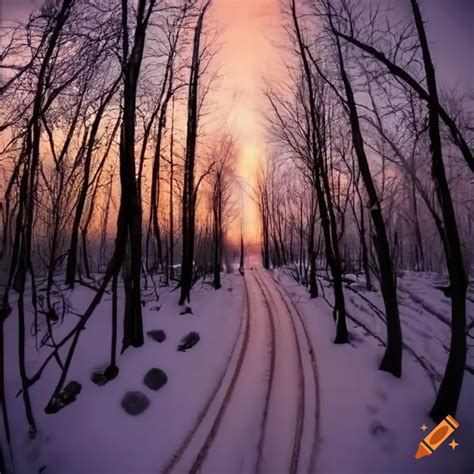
[0,0,472,472]
[0,0,238,453]
[259,0,472,420]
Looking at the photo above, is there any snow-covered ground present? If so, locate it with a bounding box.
[273,269,474,474]
[4,273,244,474]
[3,267,473,474]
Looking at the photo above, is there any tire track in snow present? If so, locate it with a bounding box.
[164,268,319,474]
[175,269,276,474]
[253,269,318,474]
[249,271,279,474]
[162,274,251,474]
[269,272,321,474]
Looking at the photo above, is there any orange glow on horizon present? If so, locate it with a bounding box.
[211,0,284,244]
[0,0,287,248]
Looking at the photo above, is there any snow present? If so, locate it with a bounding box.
[4,267,473,474]
[195,272,270,473]
[4,273,244,474]
[273,269,474,474]
[255,270,301,474]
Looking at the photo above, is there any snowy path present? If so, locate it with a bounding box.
[166,268,319,474]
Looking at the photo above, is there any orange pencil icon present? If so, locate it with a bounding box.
[415,415,459,459]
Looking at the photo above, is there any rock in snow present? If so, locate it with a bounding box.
[61,381,82,400]
[121,391,150,416]
[91,365,119,386]
[45,381,82,414]
[91,370,108,387]
[146,329,166,343]
[177,331,200,352]
[143,368,168,391]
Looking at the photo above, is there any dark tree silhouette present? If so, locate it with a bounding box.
[179,0,212,305]
[408,0,468,421]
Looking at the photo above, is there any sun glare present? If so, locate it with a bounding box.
[211,0,283,244]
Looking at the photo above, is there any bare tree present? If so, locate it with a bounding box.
[118,0,158,351]
[322,0,402,375]
[264,0,349,343]
[327,1,473,173]
[5,0,76,436]
[409,0,468,421]
[179,0,212,305]
[209,134,236,289]
[65,75,121,288]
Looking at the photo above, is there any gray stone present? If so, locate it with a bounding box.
[146,329,166,343]
[143,368,168,391]
[60,381,81,402]
[121,391,150,416]
[91,370,108,386]
[45,381,82,414]
[177,331,200,352]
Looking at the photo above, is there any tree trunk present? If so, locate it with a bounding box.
[179,1,211,305]
[119,0,156,351]
[5,0,75,437]
[291,0,348,343]
[212,173,222,289]
[108,272,119,376]
[65,83,118,287]
[308,202,318,298]
[0,233,12,472]
[331,16,402,374]
[239,233,244,274]
[99,170,114,269]
[409,0,468,421]
[168,98,175,282]
[359,196,372,290]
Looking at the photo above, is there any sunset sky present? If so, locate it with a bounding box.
[210,0,283,242]
[210,0,473,242]
[2,0,472,242]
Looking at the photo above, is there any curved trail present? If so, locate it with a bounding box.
[269,272,321,473]
[163,268,319,474]
[252,271,277,474]
[252,270,304,474]
[163,276,252,474]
